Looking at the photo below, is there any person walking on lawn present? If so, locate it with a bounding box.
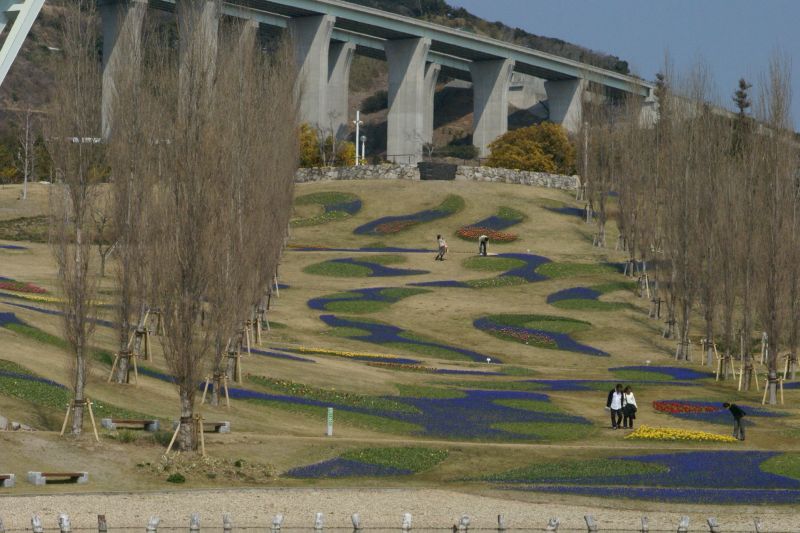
[435,234,448,261]
[622,385,638,428]
[606,383,623,429]
[723,402,746,440]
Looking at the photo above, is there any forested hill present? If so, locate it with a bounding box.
[343,0,630,75]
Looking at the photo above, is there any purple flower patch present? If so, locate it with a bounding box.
[545,206,585,218]
[251,347,315,363]
[320,314,501,363]
[285,458,412,478]
[289,246,433,253]
[353,196,462,235]
[325,199,362,215]
[410,253,551,289]
[525,379,698,391]
[474,316,607,357]
[547,287,601,304]
[0,312,24,327]
[0,244,28,250]
[610,366,712,380]
[331,258,428,277]
[0,370,66,388]
[3,302,116,328]
[308,287,423,311]
[654,399,786,425]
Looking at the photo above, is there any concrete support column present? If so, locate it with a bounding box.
[423,63,441,144]
[327,41,355,139]
[385,37,431,164]
[545,78,586,134]
[288,15,335,129]
[470,58,514,157]
[99,0,146,137]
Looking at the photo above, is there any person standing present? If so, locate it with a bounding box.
[622,386,637,429]
[723,402,746,440]
[606,383,623,429]
[435,234,447,261]
[478,234,489,256]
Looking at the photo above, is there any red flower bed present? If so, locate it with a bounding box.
[653,400,720,414]
[457,226,518,242]
[374,220,418,234]
[490,326,557,347]
[0,280,47,294]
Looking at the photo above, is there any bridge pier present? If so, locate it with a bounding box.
[289,14,335,130]
[100,0,147,138]
[470,59,515,158]
[327,41,355,139]
[545,78,586,134]
[385,37,431,164]
[423,63,441,145]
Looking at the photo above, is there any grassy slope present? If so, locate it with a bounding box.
[0,179,796,502]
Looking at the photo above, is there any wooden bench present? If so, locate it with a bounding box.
[101,418,160,432]
[27,471,88,485]
[172,420,231,434]
[0,473,15,488]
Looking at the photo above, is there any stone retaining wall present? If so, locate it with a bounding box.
[295,164,580,190]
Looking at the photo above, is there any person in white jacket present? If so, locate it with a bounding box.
[622,386,638,429]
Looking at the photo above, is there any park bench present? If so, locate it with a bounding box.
[172,420,231,433]
[27,471,88,485]
[100,418,160,432]
[0,473,15,487]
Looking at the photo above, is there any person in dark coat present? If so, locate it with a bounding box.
[606,383,623,429]
[723,402,746,440]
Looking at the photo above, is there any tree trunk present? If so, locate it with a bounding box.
[705,306,714,366]
[72,344,86,435]
[676,299,691,361]
[177,386,196,451]
[210,372,222,407]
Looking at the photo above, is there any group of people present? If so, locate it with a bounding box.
[435,234,490,261]
[606,383,637,429]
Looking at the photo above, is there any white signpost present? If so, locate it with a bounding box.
[326,407,333,436]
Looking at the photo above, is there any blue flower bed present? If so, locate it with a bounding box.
[325,199,362,215]
[525,379,698,391]
[331,258,429,277]
[289,246,433,253]
[654,399,786,425]
[0,370,66,388]
[285,458,411,478]
[410,253,551,289]
[3,302,115,328]
[546,287,601,304]
[433,368,504,376]
[474,316,607,357]
[308,287,424,311]
[545,206,584,218]
[610,366,712,380]
[353,195,463,236]
[527,485,800,505]
[0,244,27,250]
[251,347,315,363]
[506,451,800,504]
[0,311,24,327]
[320,314,501,363]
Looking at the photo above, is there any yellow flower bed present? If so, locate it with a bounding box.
[294,346,406,360]
[0,290,63,304]
[625,425,738,443]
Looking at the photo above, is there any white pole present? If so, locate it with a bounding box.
[353,111,361,166]
[361,137,366,163]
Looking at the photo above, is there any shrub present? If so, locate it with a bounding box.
[115,429,137,443]
[150,430,173,447]
[299,123,357,167]
[487,123,575,174]
[166,473,186,483]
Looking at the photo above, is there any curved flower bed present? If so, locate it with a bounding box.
[0,244,28,250]
[525,379,698,391]
[625,425,737,442]
[285,447,448,478]
[366,361,503,376]
[304,257,428,278]
[285,458,411,478]
[611,366,712,381]
[456,207,525,243]
[320,314,500,363]
[308,287,429,313]
[288,244,433,253]
[547,286,600,303]
[286,345,421,365]
[652,400,785,425]
[474,314,607,357]
[3,302,115,328]
[411,253,551,289]
[354,195,464,235]
[0,278,47,294]
[291,192,362,227]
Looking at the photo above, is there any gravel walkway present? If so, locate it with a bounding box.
[0,488,796,532]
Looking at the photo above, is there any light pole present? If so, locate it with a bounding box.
[353,110,363,166]
[360,135,367,164]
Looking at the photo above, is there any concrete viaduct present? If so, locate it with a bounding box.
[97,0,656,163]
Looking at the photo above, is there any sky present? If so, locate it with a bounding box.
[448,0,799,129]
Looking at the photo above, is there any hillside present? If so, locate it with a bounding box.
[1,178,799,514]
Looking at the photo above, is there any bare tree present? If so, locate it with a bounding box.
[45,0,105,435]
[15,107,36,200]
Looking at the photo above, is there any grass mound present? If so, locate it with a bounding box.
[291,192,362,227]
[354,194,464,235]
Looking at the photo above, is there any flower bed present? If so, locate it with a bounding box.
[250,346,315,363]
[456,207,525,242]
[611,366,712,381]
[4,302,115,328]
[504,451,800,503]
[308,287,429,313]
[285,458,412,478]
[303,258,428,278]
[625,425,738,442]
[286,345,421,365]
[320,314,502,363]
[354,195,464,235]
[474,314,607,356]
[285,447,449,478]
[411,253,551,290]
[0,244,28,250]
[651,399,785,425]
[291,192,362,227]
[365,361,503,376]
[525,379,698,391]
[0,278,47,294]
